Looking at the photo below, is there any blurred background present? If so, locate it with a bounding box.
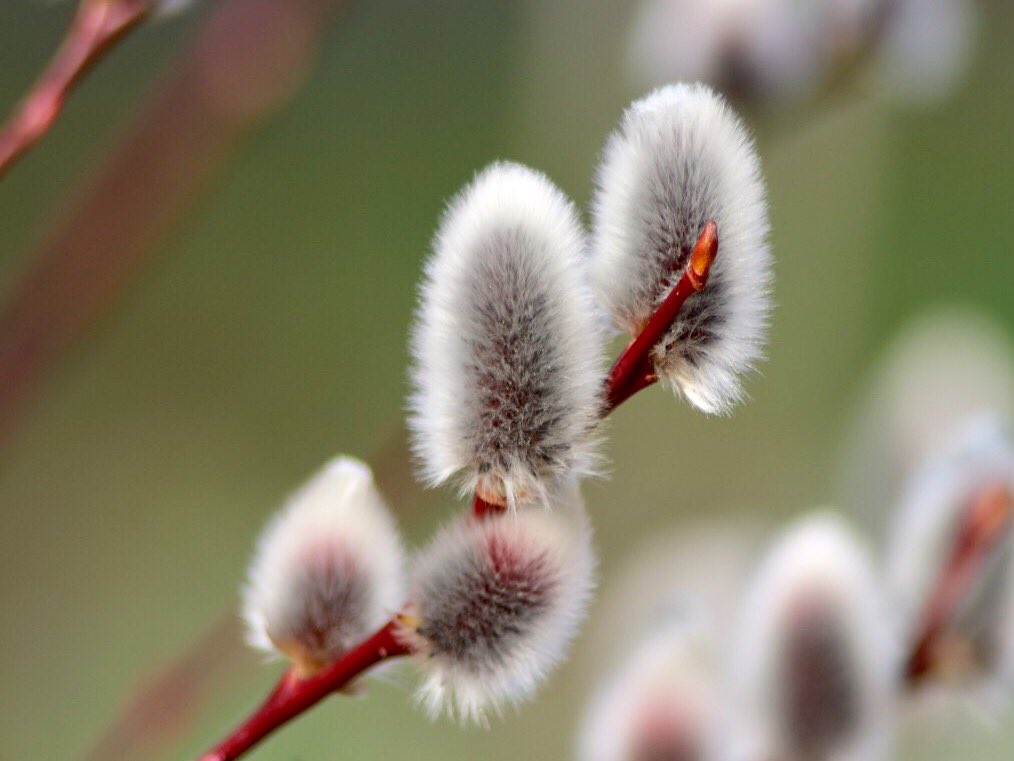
[0,0,1011,759]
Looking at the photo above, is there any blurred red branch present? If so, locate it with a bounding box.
[0,0,153,179]
[0,0,346,454]
[83,617,251,761]
[904,482,1013,682]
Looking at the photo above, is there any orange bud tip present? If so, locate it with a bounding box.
[973,483,1012,536]
[688,220,718,290]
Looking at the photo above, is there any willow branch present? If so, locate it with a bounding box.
[82,617,250,761]
[604,220,718,414]
[204,221,722,757]
[0,0,349,455]
[904,482,1013,682]
[198,619,411,761]
[0,0,154,178]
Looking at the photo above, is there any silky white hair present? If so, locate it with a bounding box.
[627,0,845,101]
[725,512,896,761]
[156,0,196,17]
[242,456,405,673]
[875,0,978,105]
[578,609,719,761]
[837,307,1014,528]
[887,415,1014,710]
[402,483,596,723]
[590,83,771,414]
[410,161,604,508]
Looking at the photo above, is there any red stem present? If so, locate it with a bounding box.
[0,0,347,457]
[472,492,499,518]
[0,0,153,178]
[199,619,410,761]
[603,221,718,413]
[199,221,721,758]
[904,482,1013,682]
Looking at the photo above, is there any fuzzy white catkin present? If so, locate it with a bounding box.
[402,483,596,722]
[725,512,896,761]
[242,456,405,673]
[887,416,1014,709]
[409,161,604,508]
[590,83,771,414]
[875,0,978,105]
[627,0,847,103]
[579,611,719,761]
[837,308,1014,530]
[155,0,196,17]
[585,522,760,665]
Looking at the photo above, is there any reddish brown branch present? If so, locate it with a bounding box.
[470,220,718,519]
[904,482,1013,682]
[0,0,346,454]
[604,220,718,413]
[83,616,251,761]
[472,492,500,518]
[91,422,424,761]
[199,619,411,761]
[198,221,721,759]
[0,0,153,178]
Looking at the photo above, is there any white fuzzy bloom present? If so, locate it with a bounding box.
[838,308,1014,525]
[590,84,771,414]
[155,0,196,17]
[726,513,896,761]
[875,0,978,105]
[627,0,872,103]
[242,456,405,674]
[410,162,604,508]
[579,611,719,761]
[628,0,979,108]
[402,486,596,722]
[887,416,1014,707]
[586,522,760,663]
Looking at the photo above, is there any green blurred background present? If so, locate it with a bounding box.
[0,1,1012,759]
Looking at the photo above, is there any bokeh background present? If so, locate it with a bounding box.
[0,1,1012,759]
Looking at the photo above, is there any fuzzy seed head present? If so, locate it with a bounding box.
[627,0,838,102]
[402,488,595,721]
[876,0,978,105]
[243,456,405,674]
[579,611,719,761]
[156,0,196,17]
[410,161,604,507]
[727,513,896,761]
[590,83,771,414]
[887,416,1014,705]
[837,307,1014,524]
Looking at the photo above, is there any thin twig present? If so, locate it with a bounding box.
[904,482,1013,682]
[198,620,411,761]
[0,0,154,178]
[0,0,347,454]
[82,617,250,761]
[89,419,426,761]
[604,220,718,413]
[201,221,722,759]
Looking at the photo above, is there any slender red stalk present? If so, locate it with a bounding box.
[199,619,410,761]
[83,617,250,761]
[0,0,153,178]
[473,492,500,518]
[904,482,1013,682]
[604,221,718,413]
[198,221,721,759]
[0,0,348,455]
